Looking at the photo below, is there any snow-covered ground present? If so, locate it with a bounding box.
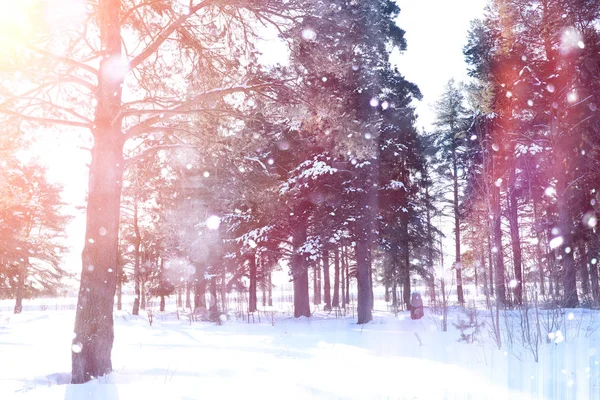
[1,301,599,399]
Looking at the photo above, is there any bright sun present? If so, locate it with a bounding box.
[0,1,35,48]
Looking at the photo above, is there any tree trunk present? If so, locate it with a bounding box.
[267,272,273,307]
[452,147,464,305]
[14,262,25,314]
[177,288,182,308]
[332,248,340,308]
[141,280,146,310]
[508,164,523,305]
[345,247,350,305]
[555,139,578,308]
[132,200,141,316]
[116,267,122,311]
[185,280,191,309]
[292,218,310,318]
[322,249,331,311]
[480,243,488,299]
[355,240,372,324]
[313,263,321,305]
[71,1,124,378]
[249,254,257,312]
[589,241,600,304]
[402,241,411,310]
[391,254,398,308]
[578,242,590,297]
[209,276,218,321]
[425,183,436,307]
[487,232,494,297]
[341,247,346,307]
[491,159,506,305]
[194,275,207,310]
[160,295,165,312]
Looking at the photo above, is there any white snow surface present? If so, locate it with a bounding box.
[1,301,599,399]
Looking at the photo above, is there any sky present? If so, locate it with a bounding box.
[395,0,488,130]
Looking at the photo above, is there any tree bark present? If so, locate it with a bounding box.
[589,241,600,304]
[578,242,590,297]
[14,262,25,314]
[491,154,506,305]
[322,249,331,311]
[194,275,207,310]
[71,1,124,379]
[313,263,321,305]
[72,81,124,389]
[141,280,146,310]
[267,272,273,307]
[487,232,494,297]
[402,241,411,310]
[355,240,372,324]
[185,280,191,309]
[249,254,257,312]
[340,247,346,307]
[425,183,436,306]
[452,146,464,305]
[508,164,523,305]
[209,276,218,321]
[345,247,350,305]
[292,218,310,318]
[132,200,141,316]
[332,248,340,308]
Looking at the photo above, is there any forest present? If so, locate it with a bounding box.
[1,0,600,390]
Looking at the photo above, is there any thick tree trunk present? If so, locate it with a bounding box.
[530,173,545,296]
[590,241,600,304]
[355,240,372,324]
[332,248,340,308]
[72,102,124,383]
[555,147,578,308]
[177,288,182,308]
[249,254,257,312]
[14,263,25,314]
[508,165,523,305]
[159,295,165,312]
[71,0,124,377]
[322,249,331,311]
[292,219,310,318]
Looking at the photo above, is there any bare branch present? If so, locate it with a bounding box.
[24,44,99,77]
[0,109,92,129]
[122,82,279,140]
[128,0,217,71]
